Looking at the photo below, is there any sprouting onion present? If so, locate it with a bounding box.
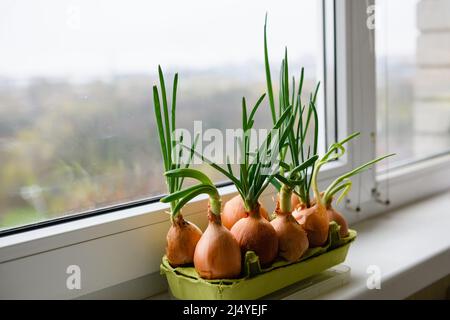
[152,66,202,267]
[222,194,270,230]
[264,15,321,211]
[269,156,316,262]
[263,16,320,260]
[294,132,395,244]
[161,168,241,279]
[184,95,294,265]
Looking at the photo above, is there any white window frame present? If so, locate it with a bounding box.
[1,0,450,299]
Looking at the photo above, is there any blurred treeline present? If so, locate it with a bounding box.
[0,71,315,229]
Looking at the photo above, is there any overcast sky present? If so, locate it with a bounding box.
[0,0,417,79]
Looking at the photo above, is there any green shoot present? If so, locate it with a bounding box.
[181,95,294,214]
[264,15,321,209]
[309,132,396,207]
[152,66,197,219]
[161,168,221,216]
[323,153,395,205]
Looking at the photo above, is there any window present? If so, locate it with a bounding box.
[376,0,450,170]
[3,0,450,300]
[0,0,327,231]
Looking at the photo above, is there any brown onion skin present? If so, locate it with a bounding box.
[293,203,329,247]
[230,204,278,266]
[271,207,309,262]
[166,215,202,267]
[194,211,241,279]
[291,194,301,210]
[222,195,269,230]
[327,205,349,238]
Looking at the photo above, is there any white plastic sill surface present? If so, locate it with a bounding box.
[313,191,450,300]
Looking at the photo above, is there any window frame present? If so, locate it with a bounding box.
[2,0,450,299]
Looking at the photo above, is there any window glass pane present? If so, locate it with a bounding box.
[376,0,450,170]
[0,0,323,230]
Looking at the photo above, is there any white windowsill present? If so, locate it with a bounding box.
[313,191,450,300]
[152,191,450,300]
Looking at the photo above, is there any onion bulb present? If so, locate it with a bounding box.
[326,205,349,237]
[162,168,241,279]
[291,194,301,210]
[222,195,269,230]
[271,203,309,262]
[231,203,278,266]
[293,202,329,247]
[166,214,202,267]
[292,155,331,247]
[194,206,242,279]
